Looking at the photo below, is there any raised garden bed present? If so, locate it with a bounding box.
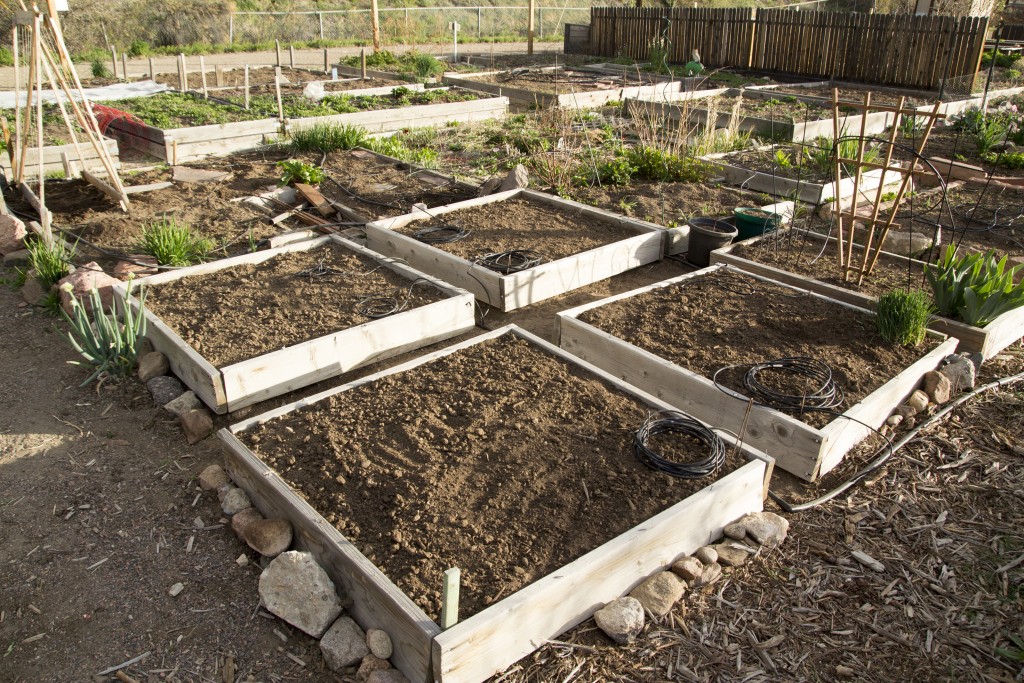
[712,229,1024,359]
[364,188,665,311]
[104,89,508,164]
[556,264,957,481]
[443,67,681,109]
[116,235,475,413]
[218,325,774,683]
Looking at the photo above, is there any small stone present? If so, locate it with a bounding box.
[922,370,951,405]
[259,551,344,638]
[245,519,293,558]
[57,262,119,315]
[220,487,253,515]
[366,671,409,683]
[236,554,249,567]
[738,511,789,547]
[198,464,229,491]
[697,562,723,586]
[593,596,645,644]
[165,390,202,418]
[3,248,31,266]
[628,571,686,617]
[181,408,214,445]
[137,351,169,382]
[713,543,751,567]
[836,665,856,677]
[886,414,903,427]
[964,351,984,374]
[0,213,27,254]
[939,354,976,392]
[320,616,370,671]
[112,255,158,280]
[723,522,747,540]
[366,628,393,660]
[476,175,501,197]
[357,654,391,680]
[883,229,937,258]
[21,277,48,306]
[894,404,918,419]
[671,556,704,582]
[168,582,184,597]
[906,390,929,412]
[147,375,185,406]
[498,163,529,192]
[232,507,264,538]
[694,546,718,564]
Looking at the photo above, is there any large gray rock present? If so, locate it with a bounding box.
[181,408,214,445]
[137,351,169,383]
[231,507,264,539]
[320,616,370,671]
[198,464,229,491]
[0,214,27,254]
[940,355,976,392]
[628,571,686,617]
[593,597,645,644]
[147,375,185,405]
[738,511,789,547]
[57,262,119,315]
[883,229,938,258]
[3,248,31,266]
[713,543,751,567]
[245,518,293,558]
[922,370,951,405]
[671,556,704,582]
[165,391,202,418]
[260,551,344,638]
[498,164,529,192]
[219,486,253,515]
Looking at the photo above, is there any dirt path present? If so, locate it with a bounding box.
[0,43,562,89]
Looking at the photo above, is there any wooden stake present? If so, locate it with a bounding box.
[842,91,871,281]
[12,25,22,183]
[323,48,329,74]
[199,55,208,98]
[274,66,284,122]
[215,65,224,87]
[370,0,381,52]
[527,0,536,55]
[440,568,460,630]
[178,53,186,91]
[360,49,366,80]
[121,52,128,82]
[855,95,905,286]
[149,56,155,80]
[16,14,39,183]
[831,87,844,271]
[244,64,250,110]
[109,44,117,79]
[289,45,295,69]
[34,13,48,237]
[275,40,281,66]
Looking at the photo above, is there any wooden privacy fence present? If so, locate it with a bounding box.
[588,7,988,91]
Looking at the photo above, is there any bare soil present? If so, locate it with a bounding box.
[153,66,327,89]
[240,333,746,621]
[395,195,643,263]
[770,84,937,108]
[725,145,836,183]
[144,244,446,368]
[213,76,409,100]
[468,68,664,94]
[578,268,935,428]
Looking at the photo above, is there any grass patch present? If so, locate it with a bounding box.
[289,123,368,153]
[140,218,213,266]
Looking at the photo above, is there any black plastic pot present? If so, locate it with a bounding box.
[687,217,739,267]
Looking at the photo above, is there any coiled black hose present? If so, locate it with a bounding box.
[633,411,726,479]
[474,249,543,273]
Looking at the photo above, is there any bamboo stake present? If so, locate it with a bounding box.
[39,36,89,179]
[855,95,904,286]
[831,87,845,271]
[34,13,48,237]
[842,91,872,281]
[12,25,22,183]
[16,14,39,183]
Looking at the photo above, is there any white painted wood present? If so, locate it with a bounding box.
[0,137,119,178]
[121,236,474,413]
[223,324,773,683]
[365,188,665,311]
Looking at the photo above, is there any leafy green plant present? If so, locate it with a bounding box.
[290,123,367,153]
[996,632,1024,663]
[925,244,1024,326]
[973,118,1007,154]
[140,218,213,267]
[127,39,151,57]
[0,46,13,67]
[804,137,879,177]
[596,154,637,185]
[276,159,326,186]
[28,237,76,289]
[410,53,445,80]
[91,59,112,79]
[875,289,933,347]
[981,150,1024,169]
[60,280,147,386]
[648,38,670,75]
[625,146,707,183]
[773,149,793,168]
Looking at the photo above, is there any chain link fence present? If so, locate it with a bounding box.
[229,7,592,47]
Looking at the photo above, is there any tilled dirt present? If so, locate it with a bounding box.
[145,244,446,368]
[469,69,664,94]
[571,181,773,228]
[578,268,935,428]
[240,333,747,621]
[395,195,644,263]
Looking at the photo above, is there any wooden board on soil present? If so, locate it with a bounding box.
[556,264,957,481]
[364,188,665,311]
[220,325,773,683]
[443,68,680,108]
[712,229,1024,359]
[116,235,475,413]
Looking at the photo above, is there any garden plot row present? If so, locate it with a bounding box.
[104,87,508,164]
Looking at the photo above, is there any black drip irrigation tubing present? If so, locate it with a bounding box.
[770,367,1024,513]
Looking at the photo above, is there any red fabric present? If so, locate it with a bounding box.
[90,103,145,134]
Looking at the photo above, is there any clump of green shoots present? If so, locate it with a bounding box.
[289,123,368,153]
[875,289,933,347]
[61,279,147,386]
[140,218,213,267]
[276,159,326,186]
[27,236,76,289]
[925,244,1024,327]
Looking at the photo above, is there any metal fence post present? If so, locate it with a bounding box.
[318,12,324,40]
[229,13,234,44]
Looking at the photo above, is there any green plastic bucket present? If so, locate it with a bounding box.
[734,207,781,241]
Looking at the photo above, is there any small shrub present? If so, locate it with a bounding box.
[875,289,933,347]
[61,279,147,386]
[91,59,112,79]
[127,39,151,58]
[625,146,707,183]
[648,39,670,75]
[410,53,444,80]
[290,123,367,152]
[276,159,326,186]
[140,218,213,266]
[596,155,637,185]
[925,244,1024,326]
[28,237,75,289]
[0,47,14,67]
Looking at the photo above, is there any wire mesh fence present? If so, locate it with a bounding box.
[229,7,592,47]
